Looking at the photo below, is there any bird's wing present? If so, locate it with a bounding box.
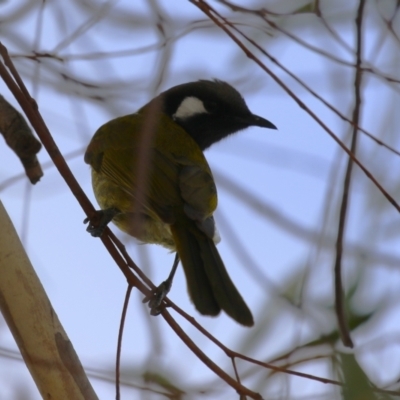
[172,156,218,241]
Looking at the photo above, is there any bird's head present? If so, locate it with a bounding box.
[147,79,277,150]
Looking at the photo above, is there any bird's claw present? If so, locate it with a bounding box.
[84,208,120,237]
[143,280,172,315]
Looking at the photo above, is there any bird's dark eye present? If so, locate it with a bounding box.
[204,101,218,113]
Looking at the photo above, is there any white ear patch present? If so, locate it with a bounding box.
[173,96,208,120]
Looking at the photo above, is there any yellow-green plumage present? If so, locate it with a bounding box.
[85,97,254,326]
[85,111,217,247]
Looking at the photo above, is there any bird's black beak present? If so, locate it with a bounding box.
[236,114,277,130]
[249,114,277,130]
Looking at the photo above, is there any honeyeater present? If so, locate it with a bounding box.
[84,79,276,326]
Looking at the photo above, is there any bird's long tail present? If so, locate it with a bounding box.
[170,221,254,326]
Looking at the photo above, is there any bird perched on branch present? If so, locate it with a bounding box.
[84,79,276,326]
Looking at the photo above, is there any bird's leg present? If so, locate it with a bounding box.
[143,253,180,315]
[84,207,121,237]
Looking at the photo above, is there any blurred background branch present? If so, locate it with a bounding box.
[1,0,400,399]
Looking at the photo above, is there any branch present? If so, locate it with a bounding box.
[333,0,366,349]
[0,201,98,399]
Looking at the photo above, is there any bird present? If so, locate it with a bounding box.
[84,79,276,326]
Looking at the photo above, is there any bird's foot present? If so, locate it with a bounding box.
[142,280,172,315]
[84,207,120,237]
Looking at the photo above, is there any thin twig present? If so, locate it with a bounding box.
[116,285,133,400]
[217,0,400,86]
[231,357,244,399]
[236,20,400,157]
[333,0,366,349]
[108,232,154,289]
[164,299,345,388]
[161,309,262,400]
